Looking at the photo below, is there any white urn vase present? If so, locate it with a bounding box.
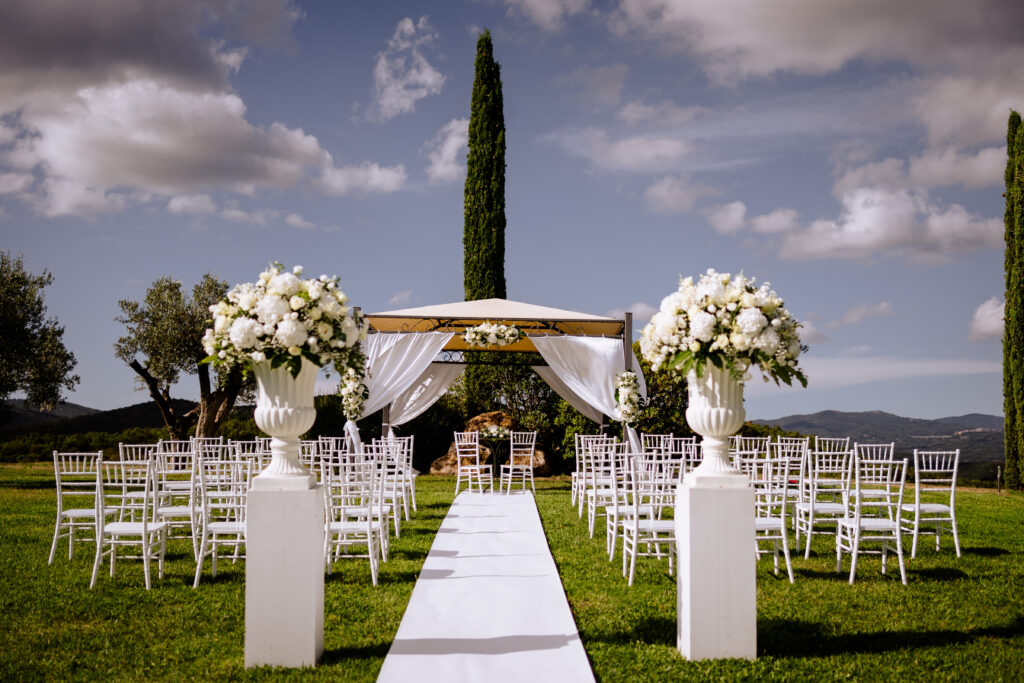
[252,358,319,490]
[685,364,746,484]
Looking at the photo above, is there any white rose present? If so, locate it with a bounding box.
[342,316,359,346]
[689,310,716,342]
[736,307,768,336]
[293,265,304,275]
[288,345,302,356]
[214,315,229,333]
[289,295,305,311]
[229,317,261,349]
[688,340,701,352]
[251,351,266,363]
[255,295,289,326]
[753,328,780,355]
[317,321,333,339]
[269,272,301,297]
[730,331,751,352]
[275,318,307,348]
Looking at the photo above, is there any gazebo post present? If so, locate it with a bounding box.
[623,312,633,372]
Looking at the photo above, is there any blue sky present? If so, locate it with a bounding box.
[1,0,1019,419]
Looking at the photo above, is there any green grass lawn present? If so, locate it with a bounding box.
[2,464,1023,681]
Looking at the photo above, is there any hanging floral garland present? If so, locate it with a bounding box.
[616,370,644,425]
[462,321,524,348]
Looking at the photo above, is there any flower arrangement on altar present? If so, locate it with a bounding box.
[462,321,524,348]
[616,371,644,425]
[479,424,510,440]
[202,263,368,386]
[640,269,807,386]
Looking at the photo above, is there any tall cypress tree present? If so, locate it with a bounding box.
[1005,110,1023,490]
[463,30,507,416]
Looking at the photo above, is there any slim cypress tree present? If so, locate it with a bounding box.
[1005,110,1023,490]
[463,30,507,417]
[464,29,506,301]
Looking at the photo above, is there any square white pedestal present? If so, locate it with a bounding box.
[676,479,756,661]
[245,486,325,668]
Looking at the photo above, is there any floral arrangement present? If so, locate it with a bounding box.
[338,366,369,421]
[616,371,644,425]
[202,263,368,383]
[640,269,807,387]
[479,424,510,440]
[462,321,524,348]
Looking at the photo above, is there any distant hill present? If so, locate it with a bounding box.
[0,399,197,437]
[1,399,99,429]
[754,410,1004,463]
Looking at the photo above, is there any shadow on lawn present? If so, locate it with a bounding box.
[759,615,1024,658]
[319,642,391,663]
[585,615,677,647]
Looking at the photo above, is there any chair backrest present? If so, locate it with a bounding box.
[669,436,700,471]
[913,450,959,506]
[641,433,672,454]
[854,442,895,461]
[849,456,907,520]
[806,450,851,503]
[198,442,235,461]
[814,436,850,453]
[118,443,157,463]
[323,456,380,520]
[751,455,791,520]
[454,431,480,464]
[510,431,536,465]
[194,457,251,523]
[96,458,159,531]
[53,451,103,512]
[191,436,225,447]
[732,436,770,456]
[157,440,193,454]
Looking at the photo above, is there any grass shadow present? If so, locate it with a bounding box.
[963,546,1011,557]
[319,642,391,664]
[758,615,1024,658]
[585,615,676,647]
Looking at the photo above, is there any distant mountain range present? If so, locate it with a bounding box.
[0,398,196,436]
[754,410,1004,463]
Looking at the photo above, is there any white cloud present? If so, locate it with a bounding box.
[423,118,469,184]
[167,194,216,214]
[607,302,657,324]
[778,188,1001,262]
[835,147,1005,195]
[562,64,629,107]
[969,296,1004,342]
[367,16,445,123]
[828,302,893,329]
[547,127,691,172]
[644,174,717,214]
[319,161,407,195]
[799,321,828,345]
[705,201,746,234]
[618,100,703,127]
[285,212,314,229]
[219,206,278,225]
[750,208,798,234]
[501,0,589,31]
[0,172,33,194]
[745,354,1001,396]
[389,289,414,306]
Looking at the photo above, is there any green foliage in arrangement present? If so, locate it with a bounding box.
[3,468,1023,681]
[1005,110,1023,490]
[463,29,508,418]
[0,251,79,416]
[115,274,252,440]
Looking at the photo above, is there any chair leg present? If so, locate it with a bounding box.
[848,529,860,585]
[951,513,961,557]
[89,539,103,589]
[48,519,61,565]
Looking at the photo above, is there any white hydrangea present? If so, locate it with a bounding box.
[229,317,262,350]
[735,307,768,336]
[255,295,289,326]
[689,310,717,342]
[275,318,307,348]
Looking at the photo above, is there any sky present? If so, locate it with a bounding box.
[1,0,1020,420]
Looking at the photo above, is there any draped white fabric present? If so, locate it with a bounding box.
[531,336,647,452]
[389,363,465,428]
[343,331,454,451]
[531,366,604,424]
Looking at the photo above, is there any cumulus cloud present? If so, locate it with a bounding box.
[546,127,691,172]
[969,296,1004,342]
[562,64,629,107]
[705,201,746,234]
[778,188,1001,262]
[618,100,703,127]
[835,147,1005,194]
[799,320,827,345]
[319,161,407,195]
[389,289,414,306]
[0,172,33,194]
[501,0,590,31]
[644,174,717,214]
[750,208,799,234]
[828,302,893,329]
[367,16,445,123]
[606,302,657,324]
[0,0,405,218]
[423,118,468,184]
[285,212,314,229]
[167,194,217,214]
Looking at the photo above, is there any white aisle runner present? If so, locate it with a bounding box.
[377,491,595,682]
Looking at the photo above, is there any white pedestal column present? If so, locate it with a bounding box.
[676,474,756,661]
[245,487,325,668]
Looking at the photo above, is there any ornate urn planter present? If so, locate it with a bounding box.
[252,358,318,490]
[685,365,745,482]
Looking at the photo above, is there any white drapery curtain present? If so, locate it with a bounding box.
[344,331,454,451]
[532,366,604,423]
[531,335,648,452]
[387,362,465,435]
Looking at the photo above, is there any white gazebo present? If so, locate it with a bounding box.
[339,298,647,452]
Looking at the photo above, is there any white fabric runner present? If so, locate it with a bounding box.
[377,492,594,682]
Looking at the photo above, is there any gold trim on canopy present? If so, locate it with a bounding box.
[366,298,625,352]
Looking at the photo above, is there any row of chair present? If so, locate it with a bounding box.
[48,435,419,589]
[453,430,538,495]
[573,433,961,586]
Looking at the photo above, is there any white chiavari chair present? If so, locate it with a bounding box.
[836,456,908,585]
[500,431,537,494]
[48,451,104,564]
[901,450,961,558]
[192,457,251,587]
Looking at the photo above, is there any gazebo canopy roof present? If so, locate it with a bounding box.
[366,298,625,353]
